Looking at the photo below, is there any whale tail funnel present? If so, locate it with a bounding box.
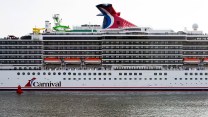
[96,4,137,29]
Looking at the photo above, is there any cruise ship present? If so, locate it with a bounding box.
[1,4,208,91]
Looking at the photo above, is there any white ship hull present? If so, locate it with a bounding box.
[1,69,208,91]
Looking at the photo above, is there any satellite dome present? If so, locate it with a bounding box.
[192,23,198,30]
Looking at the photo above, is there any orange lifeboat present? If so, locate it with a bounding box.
[64,58,81,64]
[84,58,101,64]
[203,58,208,64]
[183,58,200,64]
[44,58,61,64]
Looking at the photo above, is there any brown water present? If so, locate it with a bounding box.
[0,91,208,117]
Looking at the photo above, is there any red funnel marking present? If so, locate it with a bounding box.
[96,4,137,29]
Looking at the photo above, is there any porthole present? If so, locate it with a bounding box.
[68,72,71,75]
[27,72,30,75]
[32,72,35,75]
[43,72,46,75]
[17,72,20,75]
[53,72,56,75]
[22,72,25,75]
[63,72,66,75]
[37,72,40,75]
[73,73,76,75]
[58,72,61,75]
[48,72,51,75]
[63,78,66,80]
[78,73,81,75]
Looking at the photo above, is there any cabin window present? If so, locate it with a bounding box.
[53,72,56,75]
[63,72,66,75]
[17,72,20,75]
[27,72,30,75]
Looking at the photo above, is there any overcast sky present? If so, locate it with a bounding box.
[1,0,208,37]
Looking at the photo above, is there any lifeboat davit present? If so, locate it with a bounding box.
[183,58,200,64]
[44,58,61,64]
[84,58,101,64]
[203,58,208,64]
[64,58,81,64]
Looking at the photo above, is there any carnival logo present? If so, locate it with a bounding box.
[25,78,61,87]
